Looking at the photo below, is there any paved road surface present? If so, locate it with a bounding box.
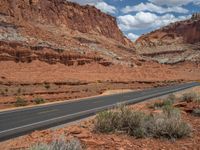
[0,82,199,141]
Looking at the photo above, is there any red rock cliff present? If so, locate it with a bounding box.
[0,0,128,44]
[135,15,200,47]
[134,15,200,64]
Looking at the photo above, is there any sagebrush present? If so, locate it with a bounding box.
[29,138,83,150]
[95,106,192,139]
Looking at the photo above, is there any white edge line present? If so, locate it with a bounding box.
[0,82,195,115]
[0,84,196,135]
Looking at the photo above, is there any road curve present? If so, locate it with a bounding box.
[0,82,199,141]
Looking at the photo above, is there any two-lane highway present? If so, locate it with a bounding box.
[0,82,199,141]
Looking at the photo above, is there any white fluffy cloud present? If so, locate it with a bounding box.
[121,3,189,14]
[68,0,117,14]
[149,0,200,6]
[95,2,117,14]
[127,33,139,41]
[118,12,190,31]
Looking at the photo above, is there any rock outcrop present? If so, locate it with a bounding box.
[135,14,200,64]
[0,0,135,66]
[0,0,129,45]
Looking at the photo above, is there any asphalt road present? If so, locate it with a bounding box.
[0,82,199,141]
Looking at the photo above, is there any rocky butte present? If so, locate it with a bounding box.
[135,14,200,64]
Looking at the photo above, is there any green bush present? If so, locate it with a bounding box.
[94,110,120,133]
[34,97,45,104]
[126,111,148,138]
[95,106,192,139]
[15,97,27,107]
[162,105,180,118]
[29,138,83,150]
[181,92,198,102]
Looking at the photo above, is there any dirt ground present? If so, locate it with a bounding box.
[1,86,199,150]
[0,60,200,110]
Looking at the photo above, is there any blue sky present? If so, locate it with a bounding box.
[69,0,200,41]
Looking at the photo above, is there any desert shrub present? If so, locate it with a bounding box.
[150,94,176,109]
[94,110,120,133]
[117,106,133,130]
[44,83,50,89]
[126,111,149,138]
[162,105,180,118]
[167,94,176,102]
[29,138,83,150]
[15,97,27,107]
[194,96,200,104]
[34,97,45,104]
[151,99,174,109]
[147,107,191,139]
[181,92,198,102]
[192,108,200,117]
[95,106,191,139]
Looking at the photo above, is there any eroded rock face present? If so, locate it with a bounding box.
[0,0,136,66]
[135,15,200,64]
[135,16,200,47]
[0,0,128,44]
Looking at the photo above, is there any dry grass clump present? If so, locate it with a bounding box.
[181,92,198,102]
[95,105,192,139]
[15,97,27,107]
[34,97,46,104]
[149,94,176,109]
[29,138,83,150]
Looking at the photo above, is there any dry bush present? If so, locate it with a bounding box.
[15,97,27,107]
[95,105,192,139]
[29,138,83,150]
[149,94,176,109]
[181,92,198,102]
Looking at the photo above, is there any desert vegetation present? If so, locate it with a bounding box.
[149,94,176,109]
[15,97,28,107]
[34,97,46,104]
[181,92,198,102]
[44,82,51,90]
[95,104,191,139]
[29,138,83,150]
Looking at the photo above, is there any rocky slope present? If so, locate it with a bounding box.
[0,0,135,66]
[135,14,200,64]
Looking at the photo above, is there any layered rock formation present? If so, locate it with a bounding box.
[0,0,134,66]
[135,14,200,64]
[0,0,128,44]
